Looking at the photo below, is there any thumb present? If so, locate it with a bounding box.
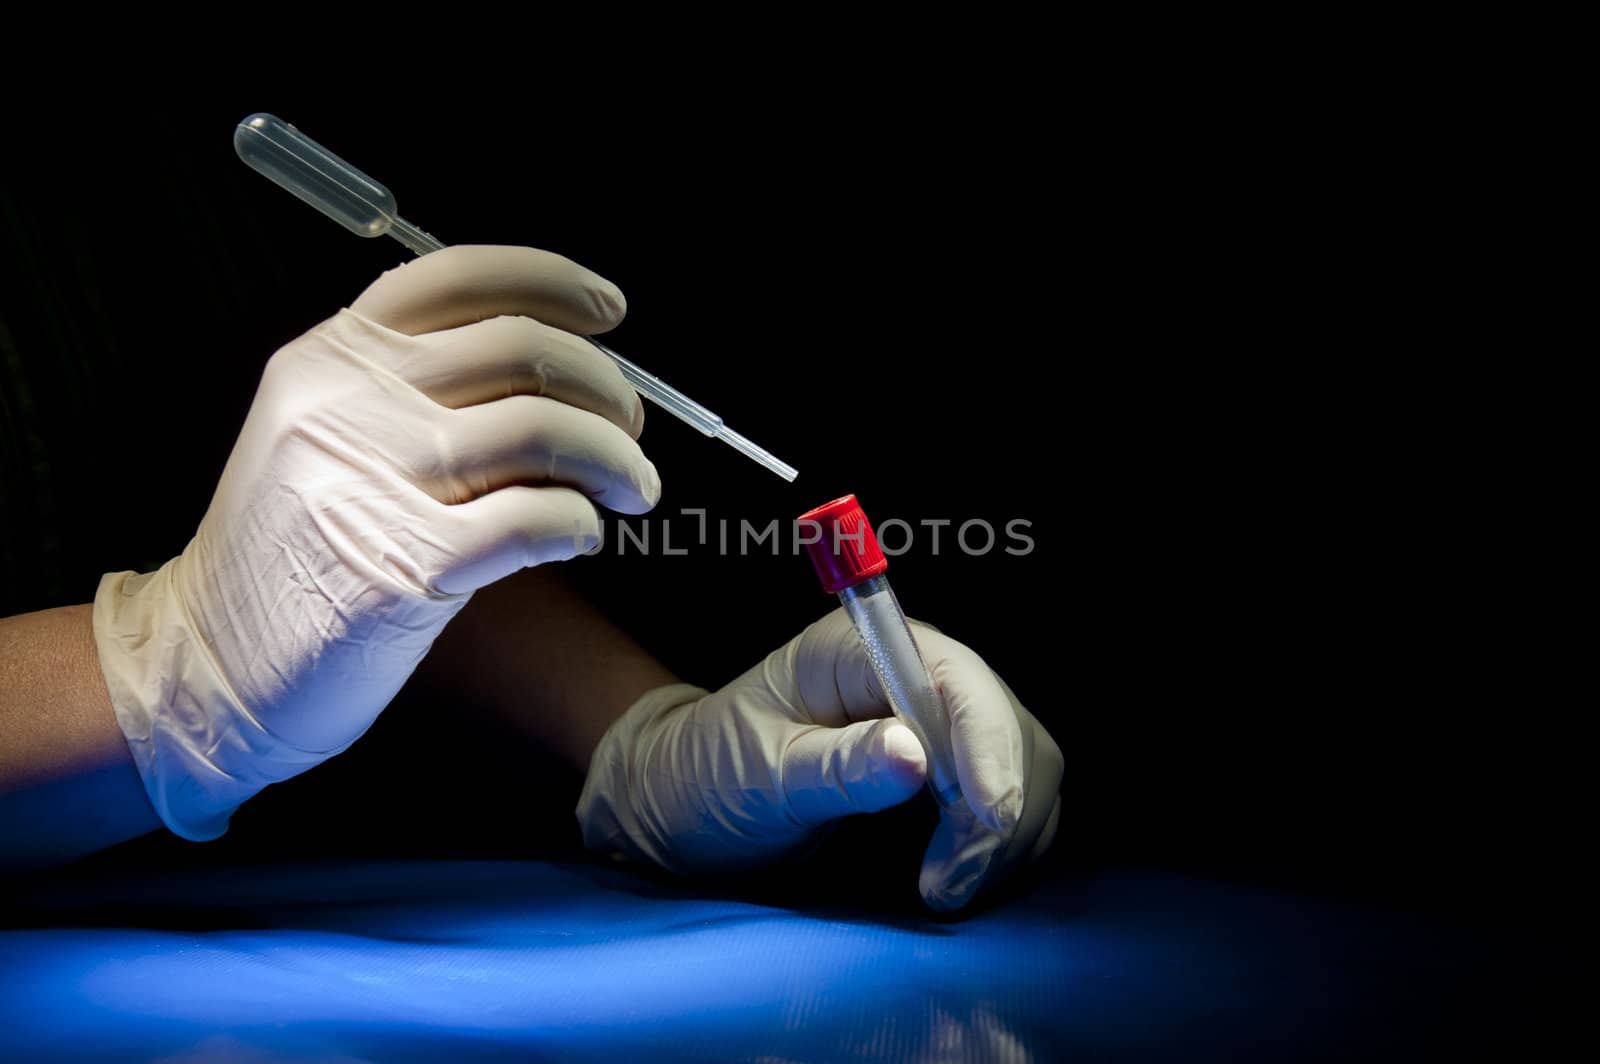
[783,718,928,825]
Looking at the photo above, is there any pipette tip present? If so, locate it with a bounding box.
[717,426,798,482]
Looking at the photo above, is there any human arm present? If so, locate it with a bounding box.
[2,245,656,865]
[0,604,160,867]
[0,567,666,869]
[415,564,678,773]
[405,536,1063,912]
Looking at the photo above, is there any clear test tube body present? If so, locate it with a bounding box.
[837,573,963,807]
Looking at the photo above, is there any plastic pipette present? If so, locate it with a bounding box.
[233,113,797,482]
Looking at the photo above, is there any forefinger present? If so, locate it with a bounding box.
[916,629,1027,835]
[350,245,628,337]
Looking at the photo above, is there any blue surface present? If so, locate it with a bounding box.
[0,860,1530,1062]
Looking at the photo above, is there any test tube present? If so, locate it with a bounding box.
[799,495,963,808]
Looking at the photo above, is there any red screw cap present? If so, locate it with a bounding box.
[798,494,888,594]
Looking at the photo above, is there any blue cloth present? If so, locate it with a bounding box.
[0,860,1530,1061]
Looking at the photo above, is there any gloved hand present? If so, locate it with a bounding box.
[576,609,1063,911]
[93,246,659,841]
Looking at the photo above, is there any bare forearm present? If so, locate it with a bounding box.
[0,604,160,868]
[418,567,679,771]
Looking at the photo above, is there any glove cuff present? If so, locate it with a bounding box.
[573,682,709,872]
[92,562,343,841]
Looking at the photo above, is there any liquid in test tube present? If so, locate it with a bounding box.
[799,495,964,808]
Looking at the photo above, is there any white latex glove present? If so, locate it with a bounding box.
[94,246,659,841]
[576,609,1064,911]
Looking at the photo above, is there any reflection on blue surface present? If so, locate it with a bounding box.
[0,860,1518,1062]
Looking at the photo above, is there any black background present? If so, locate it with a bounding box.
[0,81,1566,929]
